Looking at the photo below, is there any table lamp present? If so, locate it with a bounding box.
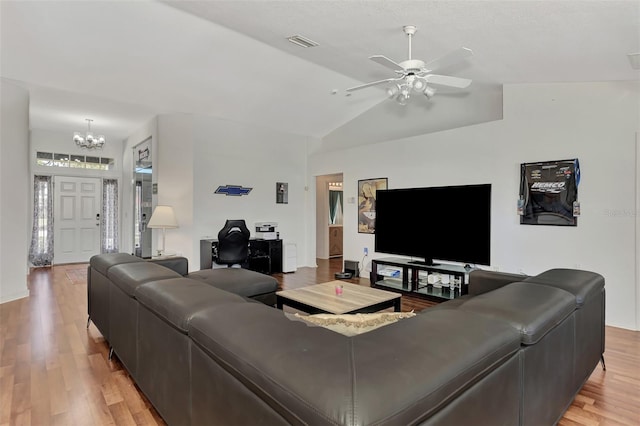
[147,205,178,256]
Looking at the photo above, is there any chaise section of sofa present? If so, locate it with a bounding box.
[87,253,146,341]
[106,261,182,377]
[134,278,248,425]
[187,302,522,425]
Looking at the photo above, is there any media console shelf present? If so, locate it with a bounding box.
[200,238,282,275]
[370,257,473,302]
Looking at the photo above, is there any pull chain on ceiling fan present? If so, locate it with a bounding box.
[346,25,473,105]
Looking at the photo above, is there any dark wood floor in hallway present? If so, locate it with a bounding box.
[0,259,638,425]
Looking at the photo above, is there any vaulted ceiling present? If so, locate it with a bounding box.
[2,1,638,144]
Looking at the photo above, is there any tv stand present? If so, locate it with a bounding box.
[409,260,439,267]
[371,257,474,302]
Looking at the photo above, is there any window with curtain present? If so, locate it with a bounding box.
[329,190,344,225]
[29,175,53,266]
[102,179,119,253]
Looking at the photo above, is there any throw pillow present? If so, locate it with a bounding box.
[293,311,416,337]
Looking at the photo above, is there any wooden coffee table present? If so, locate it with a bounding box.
[276,281,401,314]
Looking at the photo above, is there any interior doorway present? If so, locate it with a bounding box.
[315,173,343,260]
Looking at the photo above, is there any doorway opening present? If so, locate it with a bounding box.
[315,173,343,260]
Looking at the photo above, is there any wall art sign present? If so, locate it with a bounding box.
[214,185,252,196]
[519,159,580,226]
[276,182,288,204]
[358,177,388,234]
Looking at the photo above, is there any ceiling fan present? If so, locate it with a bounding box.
[346,25,473,105]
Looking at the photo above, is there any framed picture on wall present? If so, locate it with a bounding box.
[276,182,288,204]
[358,177,388,234]
[519,158,579,226]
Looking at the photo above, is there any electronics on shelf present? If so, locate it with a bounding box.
[255,222,278,240]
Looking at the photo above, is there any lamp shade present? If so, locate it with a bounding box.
[147,205,178,229]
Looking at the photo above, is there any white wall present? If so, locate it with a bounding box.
[157,114,194,263]
[153,113,315,272]
[309,81,640,330]
[0,80,30,303]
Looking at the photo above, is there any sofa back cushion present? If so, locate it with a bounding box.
[135,278,246,333]
[459,282,575,345]
[90,252,142,276]
[108,262,181,297]
[468,270,527,296]
[524,268,604,307]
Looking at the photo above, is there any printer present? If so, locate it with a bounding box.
[255,222,278,240]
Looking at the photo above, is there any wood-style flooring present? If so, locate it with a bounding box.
[0,258,638,425]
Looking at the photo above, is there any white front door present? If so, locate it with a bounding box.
[54,176,101,264]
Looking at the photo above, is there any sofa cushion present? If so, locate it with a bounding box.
[90,252,142,276]
[188,304,521,425]
[524,268,604,307]
[292,311,417,336]
[188,268,278,298]
[459,282,575,345]
[108,262,182,297]
[147,256,189,276]
[468,270,527,296]
[135,278,246,333]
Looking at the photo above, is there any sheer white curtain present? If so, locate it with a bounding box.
[29,175,53,266]
[102,179,118,253]
[333,195,343,225]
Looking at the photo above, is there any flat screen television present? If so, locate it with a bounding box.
[374,184,491,266]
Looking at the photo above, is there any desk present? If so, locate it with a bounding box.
[200,238,283,274]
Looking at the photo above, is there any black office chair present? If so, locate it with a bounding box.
[217,219,250,267]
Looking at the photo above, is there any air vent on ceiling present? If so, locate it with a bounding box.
[287,35,319,48]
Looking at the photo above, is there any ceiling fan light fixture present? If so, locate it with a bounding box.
[343,25,473,106]
[386,85,400,99]
[396,87,410,105]
[412,77,427,91]
[396,94,409,106]
[423,86,437,99]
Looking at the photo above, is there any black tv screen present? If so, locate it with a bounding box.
[374,184,491,266]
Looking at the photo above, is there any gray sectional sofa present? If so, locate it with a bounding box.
[87,253,605,425]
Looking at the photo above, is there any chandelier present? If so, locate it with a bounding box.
[74,119,105,149]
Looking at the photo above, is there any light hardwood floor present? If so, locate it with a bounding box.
[0,260,638,425]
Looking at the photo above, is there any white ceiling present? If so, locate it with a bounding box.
[1,0,638,144]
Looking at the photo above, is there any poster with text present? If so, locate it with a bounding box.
[520,159,579,226]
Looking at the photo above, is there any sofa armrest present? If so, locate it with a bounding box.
[468,270,527,296]
[147,256,189,276]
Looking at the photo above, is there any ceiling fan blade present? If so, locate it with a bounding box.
[423,47,473,72]
[369,55,404,71]
[425,74,472,89]
[346,77,401,92]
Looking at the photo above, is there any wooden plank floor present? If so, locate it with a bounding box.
[0,259,638,425]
